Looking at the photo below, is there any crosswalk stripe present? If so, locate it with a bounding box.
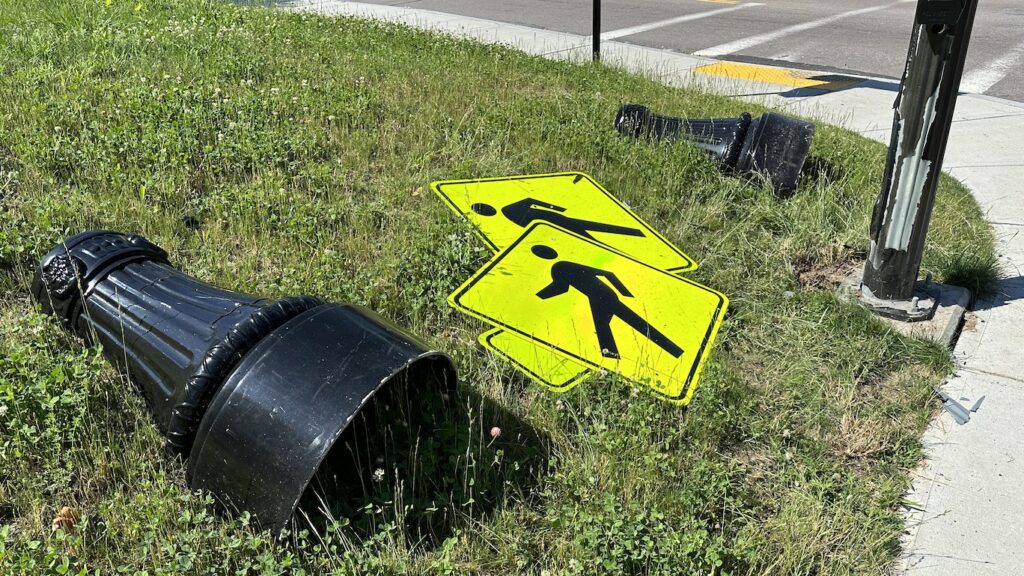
[601,3,764,41]
[694,0,915,57]
[960,39,1024,95]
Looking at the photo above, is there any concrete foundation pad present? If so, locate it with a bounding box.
[840,270,972,348]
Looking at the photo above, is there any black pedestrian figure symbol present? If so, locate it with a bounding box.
[531,245,683,360]
[471,198,645,242]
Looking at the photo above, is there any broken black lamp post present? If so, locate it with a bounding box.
[860,0,978,320]
[32,231,457,532]
[613,103,815,196]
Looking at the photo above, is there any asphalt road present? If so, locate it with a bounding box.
[356,0,1024,102]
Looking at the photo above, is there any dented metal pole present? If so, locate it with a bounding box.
[862,0,978,310]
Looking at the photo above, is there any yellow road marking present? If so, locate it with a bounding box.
[693,61,861,91]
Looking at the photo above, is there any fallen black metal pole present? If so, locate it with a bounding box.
[593,0,601,61]
[614,103,815,196]
[32,231,456,531]
[860,0,978,319]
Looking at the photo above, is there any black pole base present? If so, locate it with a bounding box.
[33,231,457,532]
[857,280,938,322]
[614,103,815,196]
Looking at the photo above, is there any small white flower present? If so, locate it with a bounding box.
[372,468,385,483]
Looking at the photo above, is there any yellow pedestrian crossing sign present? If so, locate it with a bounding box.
[431,172,697,273]
[432,172,701,394]
[479,328,590,392]
[449,223,727,404]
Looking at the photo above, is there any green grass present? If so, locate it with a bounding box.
[0,0,999,574]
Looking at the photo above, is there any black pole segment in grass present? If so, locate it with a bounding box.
[32,230,457,532]
[613,104,815,197]
[860,0,978,316]
[592,0,601,61]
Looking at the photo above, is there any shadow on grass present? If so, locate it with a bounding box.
[801,154,848,187]
[938,251,1002,300]
[293,379,550,549]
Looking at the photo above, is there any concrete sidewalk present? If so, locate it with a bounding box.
[282,2,1024,572]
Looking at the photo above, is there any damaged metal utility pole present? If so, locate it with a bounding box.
[860,0,978,320]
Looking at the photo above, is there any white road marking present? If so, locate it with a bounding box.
[601,3,764,41]
[693,0,914,57]
[960,39,1024,94]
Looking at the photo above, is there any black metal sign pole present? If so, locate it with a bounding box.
[32,231,456,532]
[593,0,601,61]
[613,104,816,196]
[860,0,978,320]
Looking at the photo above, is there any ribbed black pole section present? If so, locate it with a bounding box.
[31,231,323,454]
[32,231,456,532]
[615,104,815,196]
[593,0,600,61]
[862,0,978,301]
